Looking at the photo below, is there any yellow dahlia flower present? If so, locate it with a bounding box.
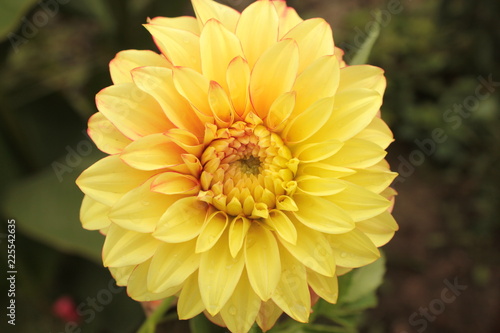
[76,0,398,331]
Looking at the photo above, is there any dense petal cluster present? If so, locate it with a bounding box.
[76,0,398,332]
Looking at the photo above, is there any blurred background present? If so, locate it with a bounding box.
[0,0,499,332]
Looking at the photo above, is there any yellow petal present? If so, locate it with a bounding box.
[88,112,131,154]
[341,168,397,194]
[228,216,251,258]
[80,195,111,230]
[322,138,387,169]
[208,81,235,127]
[265,210,297,245]
[96,83,173,140]
[172,66,212,120]
[120,133,187,171]
[236,0,279,68]
[249,39,299,119]
[76,155,157,206]
[328,229,380,268]
[291,55,339,117]
[148,16,200,35]
[200,19,244,89]
[356,211,398,247]
[310,89,382,142]
[299,163,355,178]
[271,245,310,323]
[109,178,178,233]
[177,272,205,319]
[196,210,229,253]
[109,49,171,84]
[282,18,334,73]
[153,197,208,243]
[132,66,205,137]
[147,239,200,293]
[292,140,344,163]
[352,116,394,149]
[199,231,245,315]
[296,175,347,196]
[220,271,261,333]
[327,182,391,221]
[102,224,160,267]
[127,259,182,301]
[151,172,199,195]
[265,91,296,131]
[164,128,204,156]
[245,224,281,300]
[226,56,251,118]
[256,299,283,332]
[307,269,339,303]
[293,194,354,234]
[338,64,386,96]
[144,24,201,72]
[192,0,240,32]
[278,220,336,276]
[272,1,302,38]
[283,97,335,144]
[109,265,135,286]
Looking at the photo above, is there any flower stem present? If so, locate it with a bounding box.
[136,297,175,333]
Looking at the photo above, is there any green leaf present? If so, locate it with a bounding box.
[349,10,382,65]
[342,255,386,303]
[137,297,175,333]
[0,0,38,41]
[2,149,105,263]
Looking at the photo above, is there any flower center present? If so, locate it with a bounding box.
[198,121,298,219]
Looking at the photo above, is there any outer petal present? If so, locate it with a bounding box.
[102,224,160,267]
[341,168,397,194]
[322,138,387,169]
[109,49,171,84]
[80,195,111,230]
[192,0,240,32]
[338,65,386,97]
[200,19,244,89]
[96,83,173,140]
[352,116,394,149]
[272,0,303,38]
[245,224,281,301]
[249,39,299,119]
[76,155,157,206]
[220,271,261,333]
[307,269,339,304]
[132,66,204,137]
[355,211,399,247]
[148,16,200,35]
[147,239,200,293]
[88,112,132,154]
[328,229,380,268]
[236,0,279,68]
[198,231,245,315]
[282,18,334,73]
[127,260,182,301]
[177,272,205,319]
[271,246,311,323]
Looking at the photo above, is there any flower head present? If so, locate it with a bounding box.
[76,0,398,332]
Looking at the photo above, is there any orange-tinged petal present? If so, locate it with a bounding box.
[151,172,200,195]
[249,39,299,119]
[245,224,281,300]
[307,269,339,303]
[120,133,187,171]
[282,18,334,73]
[109,49,171,84]
[226,56,251,118]
[131,66,204,137]
[103,224,160,267]
[148,16,200,35]
[76,155,157,206]
[80,195,111,230]
[172,66,212,120]
[200,19,244,89]
[293,194,354,234]
[177,272,205,319]
[236,0,279,68]
[272,0,303,38]
[220,271,261,333]
[192,0,240,32]
[271,245,310,323]
[153,197,208,243]
[208,81,235,127]
[144,24,201,72]
[164,128,204,156]
[147,239,200,293]
[88,112,131,154]
[198,231,245,315]
[328,229,380,268]
[96,83,173,140]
